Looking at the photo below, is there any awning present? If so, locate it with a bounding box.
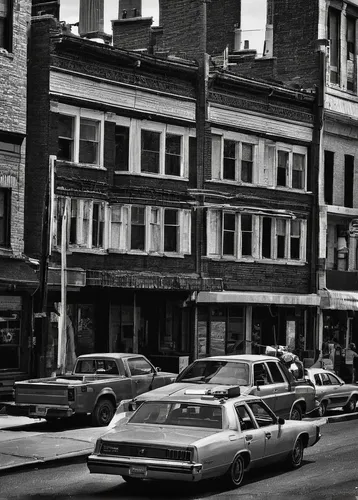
[197,291,320,306]
[0,259,38,289]
[320,289,358,310]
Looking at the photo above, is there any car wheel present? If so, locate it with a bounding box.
[288,437,304,469]
[225,454,245,488]
[343,396,357,414]
[289,405,302,420]
[91,398,115,426]
[316,401,327,417]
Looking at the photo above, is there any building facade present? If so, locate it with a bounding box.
[0,0,36,396]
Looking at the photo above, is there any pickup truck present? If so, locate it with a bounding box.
[5,353,177,426]
[115,354,318,422]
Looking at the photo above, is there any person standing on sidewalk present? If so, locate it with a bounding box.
[344,343,358,383]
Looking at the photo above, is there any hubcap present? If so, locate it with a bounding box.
[292,441,302,465]
[232,457,244,484]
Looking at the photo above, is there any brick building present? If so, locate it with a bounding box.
[22,0,322,377]
[0,0,37,395]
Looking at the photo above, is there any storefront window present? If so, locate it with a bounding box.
[0,310,21,370]
[226,306,245,354]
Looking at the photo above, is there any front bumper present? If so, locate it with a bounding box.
[5,402,74,419]
[87,454,203,482]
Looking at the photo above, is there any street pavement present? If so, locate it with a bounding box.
[0,409,357,475]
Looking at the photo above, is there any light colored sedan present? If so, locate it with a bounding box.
[305,368,358,417]
[87,386,321,489]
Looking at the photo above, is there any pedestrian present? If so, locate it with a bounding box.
[344,343,358,383]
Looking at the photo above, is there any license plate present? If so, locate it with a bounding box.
[129,465,147,478]
[35,406,47,416]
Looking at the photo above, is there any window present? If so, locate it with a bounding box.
[141,130,160,173]
[247,401,276,427]
[292,153,305,189]
[276,146,307,189]
[127,357,154,376]
[164,209,179,252]
[277,150,288,186]
[55,105,104,167]
[115,125,129,171]
[54,197,106,250]
[328,8,340,84]
[0,309,21,370]
[165,134,182,176]
[0,0,12,52]
[347,16,356,91]
[344,155,354,208]
[207,209,306,263]
[213,135,256,183]
[235,405,256,431]
[253,363,272,385]
[324,150,334,205]
[266,361,285,383]
[110,205,191,256]
[0,188,10,247]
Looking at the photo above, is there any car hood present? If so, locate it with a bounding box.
[100,423,219,446]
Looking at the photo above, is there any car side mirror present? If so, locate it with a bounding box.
[256,379,265,388]
[156,367,162,373]
[278,417,285,426]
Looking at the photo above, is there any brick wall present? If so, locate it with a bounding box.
[0,0,31,255]
[112,17,153,50]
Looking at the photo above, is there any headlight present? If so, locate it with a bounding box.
[94,439,102,454]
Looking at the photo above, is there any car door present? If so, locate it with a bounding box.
[265,361,292,418]
[234,404,266,466]
[126,356,155,396]
[246,400,291,461]
[326,373,350,407]
[250,363,277,413]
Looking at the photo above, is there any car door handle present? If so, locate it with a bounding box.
[265,432,272,439]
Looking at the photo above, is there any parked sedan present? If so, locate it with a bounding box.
[88,386,321,489]
[305,367,358,417]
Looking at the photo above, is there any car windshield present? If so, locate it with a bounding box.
[129,402,223,429]
[176,360,250,386]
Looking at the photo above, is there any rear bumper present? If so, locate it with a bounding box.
[87,454,203,482]
[5,402,74,419]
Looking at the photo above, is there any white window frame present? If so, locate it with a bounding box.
[54,103,105,168]
[109,205,191,256]
[206,208,307,263]
[53,197,108,251]
[211,130,258,184]
[275,143,307,190]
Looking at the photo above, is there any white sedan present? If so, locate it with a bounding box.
[88,386,321,489]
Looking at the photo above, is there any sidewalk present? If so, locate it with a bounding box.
[0,414,104,473]
[0,411,357,474]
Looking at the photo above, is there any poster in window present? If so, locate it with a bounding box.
[210,321,226,356]
[286,320,296,350]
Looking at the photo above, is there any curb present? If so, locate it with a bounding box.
[0,449,91,475]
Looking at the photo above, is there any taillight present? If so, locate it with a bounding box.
[68,388,75,402]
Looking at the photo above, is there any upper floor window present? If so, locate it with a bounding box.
[109,205,191,256]
[207,209,306,263]
[276,146,306,189]
[0,188,10,247]
[0,0,12,52]
[54,197,106,250]
[347,16,356,92]
[328,7,340,85]
[114,116,190,179]
[55,104,104,168]
[212,133,257,184]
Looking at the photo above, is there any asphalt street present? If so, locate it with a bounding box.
[0,419,357,500]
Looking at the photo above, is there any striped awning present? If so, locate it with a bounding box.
[197,291,320,306]
[320,289,358,310]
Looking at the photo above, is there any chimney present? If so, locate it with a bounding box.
[78,0,111,43]
[32,0,60,18]
[263,0,274,57]
[112,0,153,51]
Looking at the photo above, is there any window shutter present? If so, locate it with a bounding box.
[180,209,192,254]
[110,205,121,249]
[300,219,307,262]
[264,143,275,186]
[207,209,221,256]
[211,135,222,180]
[252,215,260,258]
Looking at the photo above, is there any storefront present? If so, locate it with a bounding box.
[196,291,320,360]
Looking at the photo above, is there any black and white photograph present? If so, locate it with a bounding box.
[0,0,358,499]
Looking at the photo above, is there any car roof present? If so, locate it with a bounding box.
[306,367,336,375]
[77,353,145,360]
[196,354,279,363]
[142,394,262,406]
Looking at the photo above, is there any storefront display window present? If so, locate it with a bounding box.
[0,310,21,370]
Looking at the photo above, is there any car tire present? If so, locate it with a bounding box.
[225,454,245,488]
[343,396,357,414]
[289,405,302,420]
[287,437,304,469]
[316,401,327,417]
[91,398,115,426]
